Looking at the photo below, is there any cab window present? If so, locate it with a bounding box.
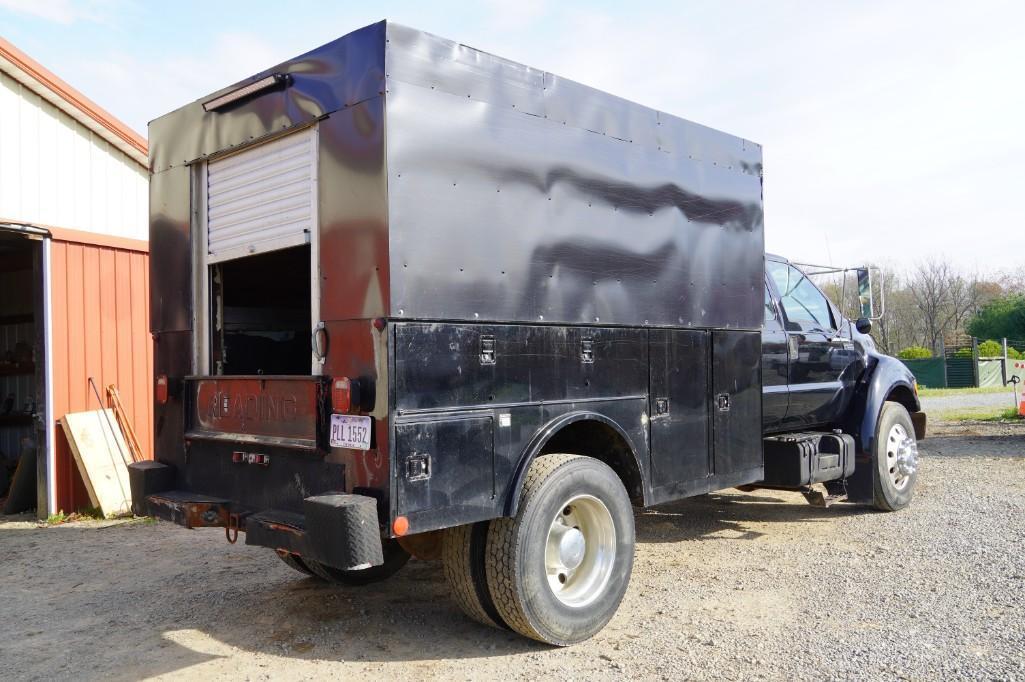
[767,261,834,331]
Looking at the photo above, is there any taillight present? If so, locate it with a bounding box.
[155,374,168,404]
[331,377,360,413]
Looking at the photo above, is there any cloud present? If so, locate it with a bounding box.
[0,0,121,25]
[73,30,286,132]
[480,0,551,30]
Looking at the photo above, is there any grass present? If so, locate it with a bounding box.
[45,506,109,525]
[932,406,1023,422]
[917,385,1014,398]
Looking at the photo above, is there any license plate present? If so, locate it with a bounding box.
[329,414,372,450]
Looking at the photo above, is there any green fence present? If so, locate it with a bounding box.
[945,358,976,388]
[901,358,947,388]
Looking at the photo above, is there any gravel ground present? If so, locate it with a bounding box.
[920,388,1020,414]
[1,420,1022,681]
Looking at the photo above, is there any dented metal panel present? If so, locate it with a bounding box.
[148,21,386,173]
[383,23,764,329]
[386,24,546,116]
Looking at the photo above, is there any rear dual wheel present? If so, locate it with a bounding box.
[443,454,635,645]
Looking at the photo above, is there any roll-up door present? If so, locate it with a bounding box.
[206,127,316,263]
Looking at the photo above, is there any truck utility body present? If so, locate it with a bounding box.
[136,21,925,645]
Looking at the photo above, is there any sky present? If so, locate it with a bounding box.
[2,0,1023,274]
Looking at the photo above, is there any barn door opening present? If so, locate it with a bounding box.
[0,225,48,516]
[196,125,320,376]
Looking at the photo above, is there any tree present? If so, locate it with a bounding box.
[966,294,1025,342]
[977,339,1004,357]
[906,260,984,354]
[897,346,932,360]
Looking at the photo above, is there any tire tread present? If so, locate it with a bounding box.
[442,524,503,628]
[485,453,584,642]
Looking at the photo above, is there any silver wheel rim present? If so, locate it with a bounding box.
[544,494,616,608]
[885,423,918,491]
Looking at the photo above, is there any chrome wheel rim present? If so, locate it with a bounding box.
[885,423,918,490]
[544,494,616,607]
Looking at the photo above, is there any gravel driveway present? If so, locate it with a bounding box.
[1,421,1022,681]
[920,387,1020,414]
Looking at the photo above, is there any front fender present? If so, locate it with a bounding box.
[843,353,922,502]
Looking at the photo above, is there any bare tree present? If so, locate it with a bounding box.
[908,260,955,354]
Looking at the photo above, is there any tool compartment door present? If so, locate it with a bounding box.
[648,329,711,486]
[394,415,495,529]
[712,331,763,477]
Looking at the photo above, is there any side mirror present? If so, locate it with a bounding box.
[856,268,875,319]
[855,317,872,334]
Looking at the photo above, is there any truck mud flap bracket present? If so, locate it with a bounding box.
[144,490,232,529]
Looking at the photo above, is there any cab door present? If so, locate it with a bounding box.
[766,260,848,428]
[761,283,789,432]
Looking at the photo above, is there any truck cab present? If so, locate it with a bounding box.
[763,253,868,432]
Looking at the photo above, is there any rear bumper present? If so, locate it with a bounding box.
[129,461,384,570]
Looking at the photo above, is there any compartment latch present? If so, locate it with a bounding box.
[480,335,496,365]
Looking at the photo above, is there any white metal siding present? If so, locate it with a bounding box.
[206,128,317,263]
[0,71,147,240]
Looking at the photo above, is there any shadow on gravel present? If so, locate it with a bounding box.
[635,492,873,543]
[0,463,945,677]
[0,488,891,678]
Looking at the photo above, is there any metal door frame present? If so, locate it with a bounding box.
[190,123,322,377]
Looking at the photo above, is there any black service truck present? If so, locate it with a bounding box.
[134,21,927,645]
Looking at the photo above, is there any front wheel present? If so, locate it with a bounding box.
[485,454,635,645]
[872,401,919,511]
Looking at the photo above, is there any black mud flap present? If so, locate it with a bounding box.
[247,495,384,570]
[910,411,927,441]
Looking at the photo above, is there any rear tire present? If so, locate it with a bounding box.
[485,454,635,646]
[872,402,919,511]
[305,539,411,585]
[442,522,506,629]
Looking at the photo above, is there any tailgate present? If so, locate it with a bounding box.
[185,376,329,450]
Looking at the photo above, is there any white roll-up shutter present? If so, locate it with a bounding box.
[206,127,317,263]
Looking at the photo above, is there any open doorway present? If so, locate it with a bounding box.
[210,244,312,376]
[0,228,46,515]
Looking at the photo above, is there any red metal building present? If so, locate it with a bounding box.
[0,37,151,515]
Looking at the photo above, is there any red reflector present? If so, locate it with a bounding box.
[332,377,354,413]
[232,451,244,463]
[155,374,169,404]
